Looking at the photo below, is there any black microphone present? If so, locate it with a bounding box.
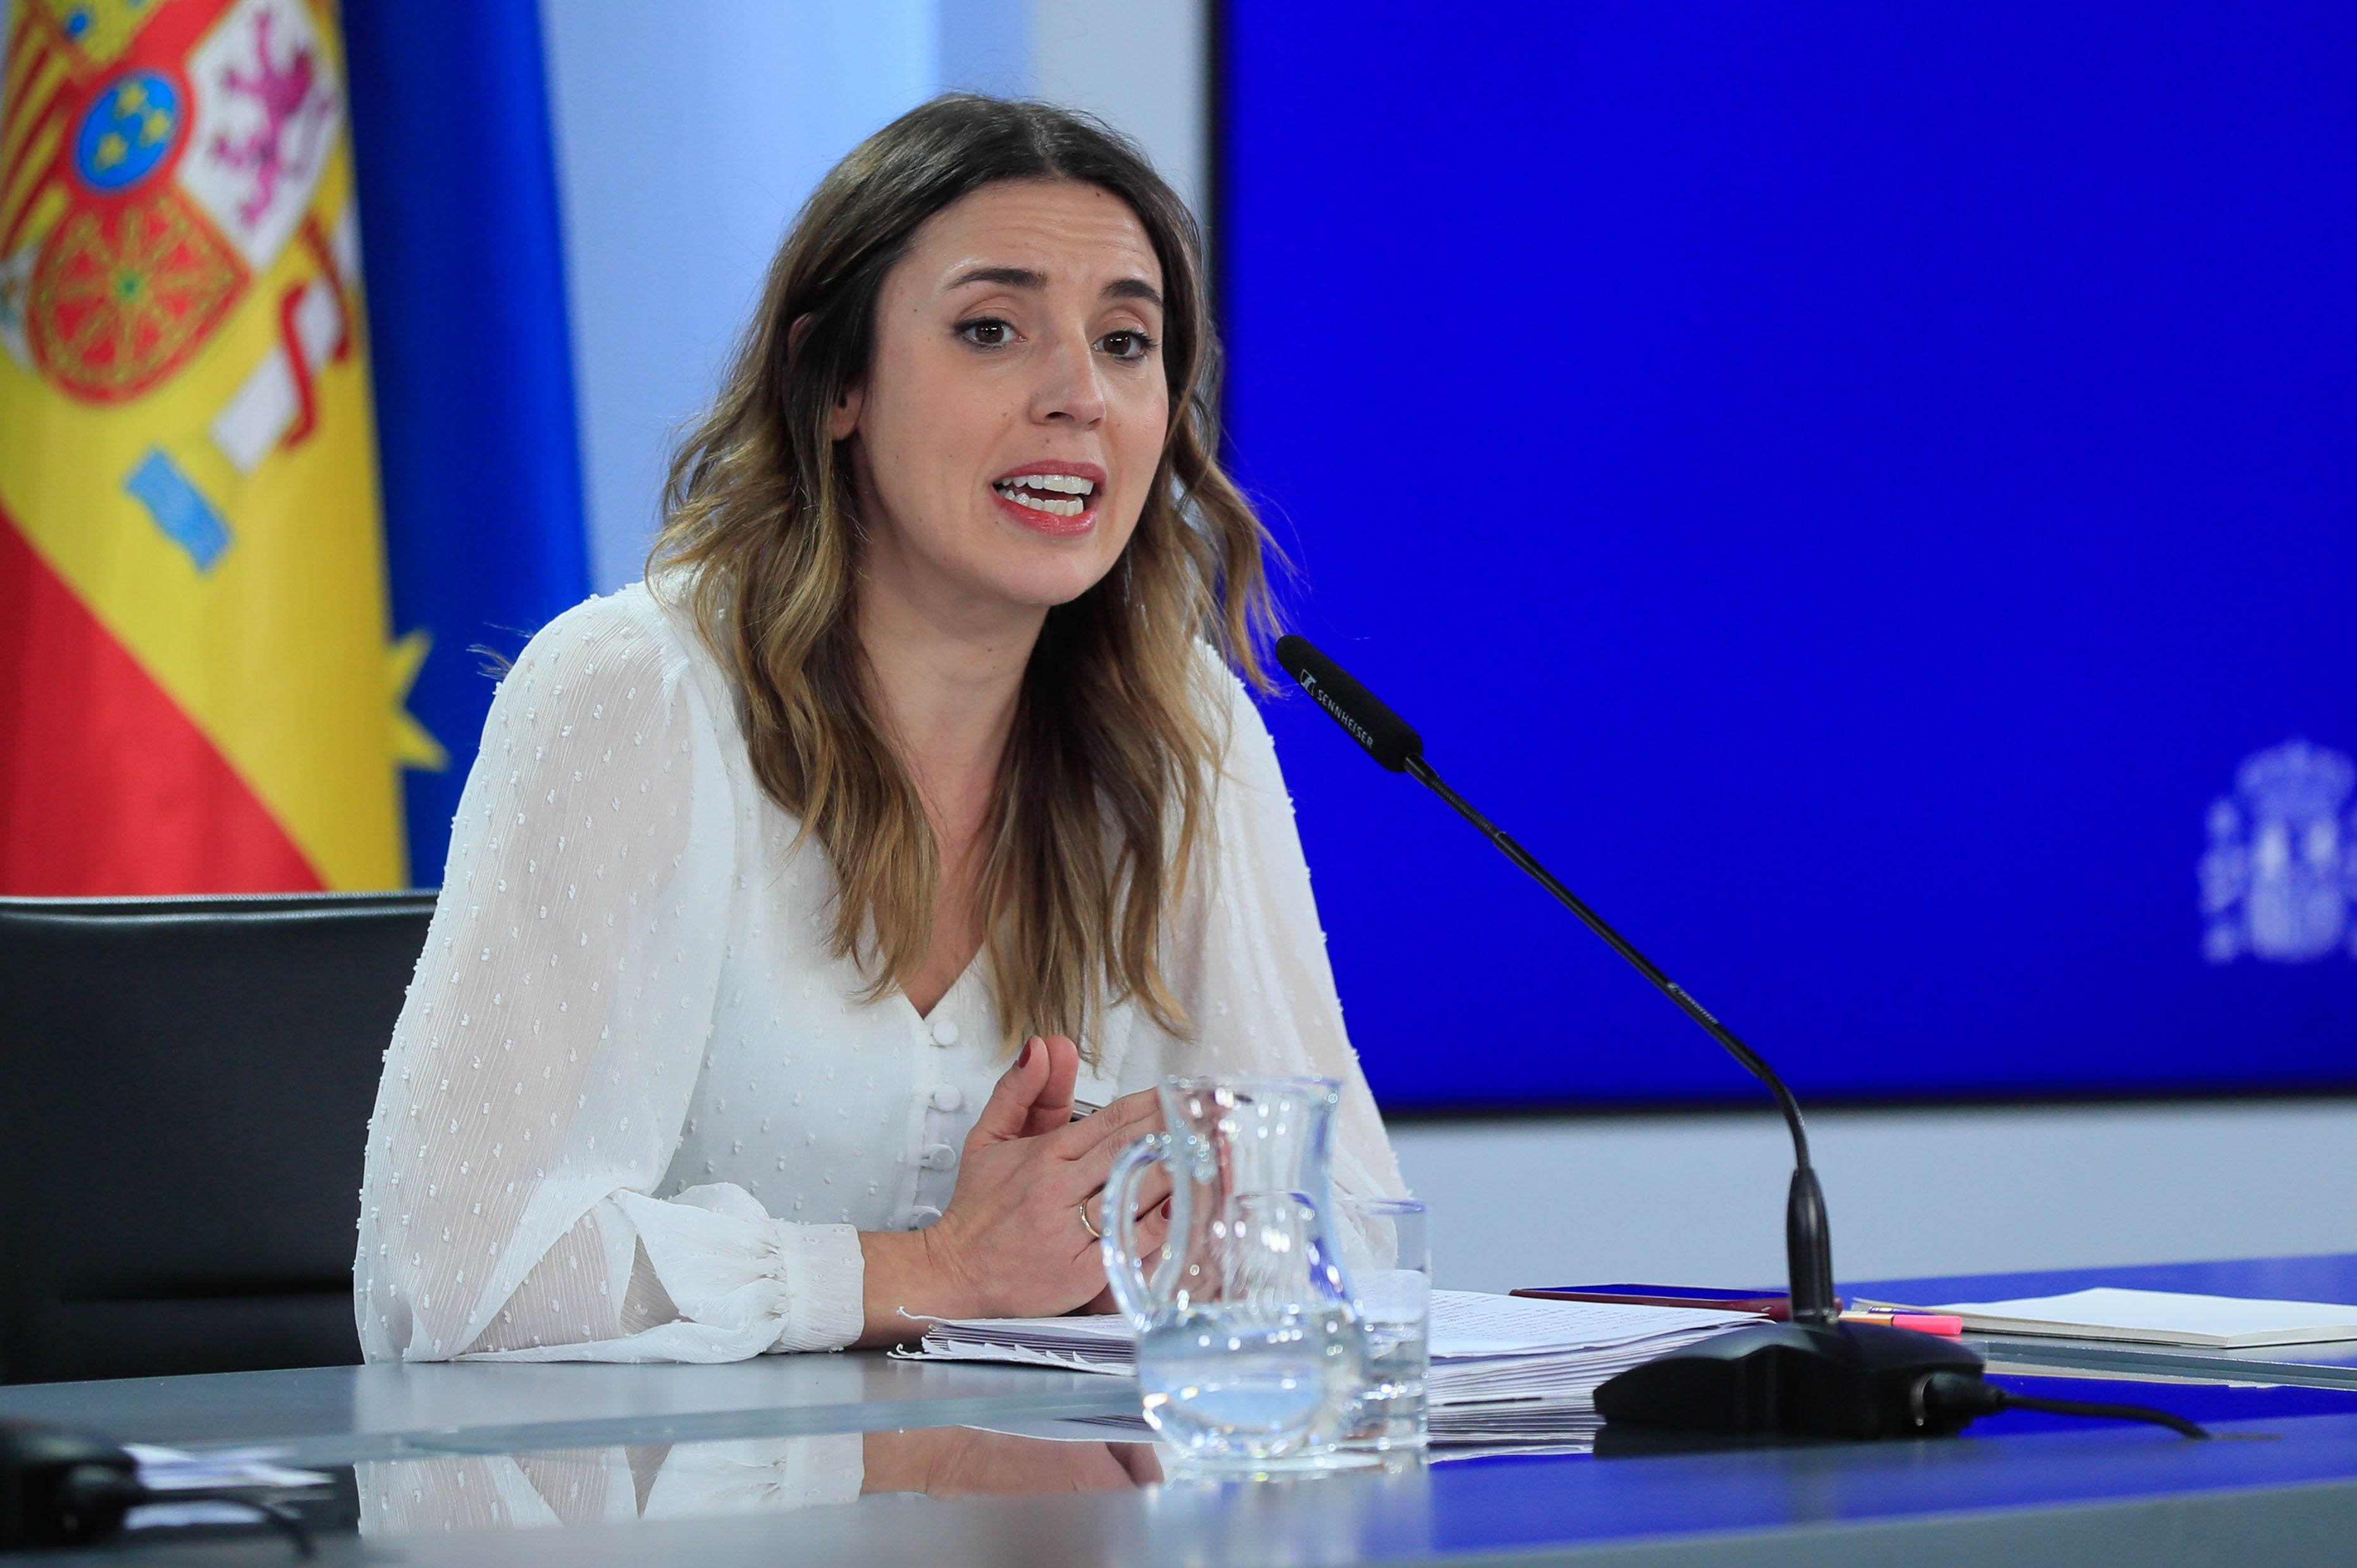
[1273,636,1423,772]
[1274,633,1994,1441]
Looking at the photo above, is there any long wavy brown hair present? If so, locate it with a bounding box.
[650,96,1278,1056]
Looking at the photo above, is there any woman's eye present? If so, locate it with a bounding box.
[960,318,1015,348]
[1098,330,1154,362]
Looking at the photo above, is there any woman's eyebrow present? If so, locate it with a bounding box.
[948,265,1046,291]
[944,266,1162,309]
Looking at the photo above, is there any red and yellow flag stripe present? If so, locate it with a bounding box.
[0,0,419,894]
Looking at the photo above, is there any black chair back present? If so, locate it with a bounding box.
[0,891,435,1385]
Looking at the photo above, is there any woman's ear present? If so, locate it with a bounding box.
[827,381,864,441]
[789,313,865,441]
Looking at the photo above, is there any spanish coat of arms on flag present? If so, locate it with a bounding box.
[0,0,433,894]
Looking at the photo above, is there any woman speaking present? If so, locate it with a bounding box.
[355,96,1406,1364]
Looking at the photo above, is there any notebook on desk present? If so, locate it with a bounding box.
[1853,1287,2357,1349]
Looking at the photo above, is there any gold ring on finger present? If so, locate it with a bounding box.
[1078,1197,1104,1240]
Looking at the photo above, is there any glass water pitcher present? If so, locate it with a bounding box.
[1101,1075,1368,1470]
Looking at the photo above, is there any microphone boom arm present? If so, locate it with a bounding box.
[1405,755,1840,1327]
[1273,632,1840,1326]
[1403,755,1814,1169]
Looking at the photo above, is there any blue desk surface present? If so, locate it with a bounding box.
[1428,1414,2357,1556]
[9,1256,2357,1565]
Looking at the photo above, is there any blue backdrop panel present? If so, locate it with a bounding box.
[1221,3,2357,1111]
[343,0,590,886]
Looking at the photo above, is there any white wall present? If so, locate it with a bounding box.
[1029,0,1208,218]
[948,0,1208,213]
[1394,1100,2357,1293]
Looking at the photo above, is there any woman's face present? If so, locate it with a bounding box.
[835,178,1170,621]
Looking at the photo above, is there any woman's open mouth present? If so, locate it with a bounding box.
[991,464,1103,535]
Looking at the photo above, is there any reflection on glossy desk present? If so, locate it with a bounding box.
[0,1355,1141,1467]
[9,1354,2357,1565]
[16,1412,2357,1567]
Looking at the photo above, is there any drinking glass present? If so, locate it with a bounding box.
[1339,1195,1430,1452]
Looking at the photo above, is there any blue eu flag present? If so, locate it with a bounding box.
[343,0,591,886]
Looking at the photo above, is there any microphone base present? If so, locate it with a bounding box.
[1594,1321,1988,1443]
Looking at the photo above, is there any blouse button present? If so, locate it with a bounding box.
[929,1018,960,1047]
[931,1085,964,1113]
[920,1142,958,1171]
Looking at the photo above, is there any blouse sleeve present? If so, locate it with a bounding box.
[354,593,863,1364]
[1162,658,1411,1209]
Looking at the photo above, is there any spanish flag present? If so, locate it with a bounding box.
[0,0,421,894]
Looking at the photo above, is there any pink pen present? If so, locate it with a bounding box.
[1839,1310,1965,1337]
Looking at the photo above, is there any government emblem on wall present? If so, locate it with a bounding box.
[2199,739,2357,963]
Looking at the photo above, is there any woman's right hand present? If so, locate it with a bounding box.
[856,1035,1168,1343]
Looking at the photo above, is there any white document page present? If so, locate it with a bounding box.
[1921,1287,2357,1349]
[898,1290,1766,1449]
[906,1290,1758,1364]
[1424,1291,1758,1357]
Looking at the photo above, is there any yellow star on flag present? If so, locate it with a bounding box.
[388,629,448,771]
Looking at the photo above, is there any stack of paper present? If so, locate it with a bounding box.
[901,1290,1761,1449]
[1856,1287,2357,1350]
